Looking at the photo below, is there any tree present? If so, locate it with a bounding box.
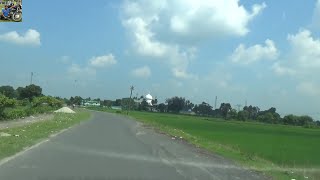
[184,100,194,111]
[69,96,83,105]
[121,98,135,111]
[237,110,249,121]
[138,99,148,111]
[243,105,260,120]
[166,97,186,113]
[113,99,122,106]
[229,109,238,119]
[257,107,281,124]
[196,102,212,116]
[298,115,313,126]
[18,84,42,100]
[157,103,167,113]
[257,112,275,124]
[0,86,15,98]
[102,100,112,107]
[219,103,232,119]
[283,115,314,126]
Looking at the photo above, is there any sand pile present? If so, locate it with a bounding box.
[54,107,75,114]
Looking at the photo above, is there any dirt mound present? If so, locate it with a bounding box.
[54,107,75,114]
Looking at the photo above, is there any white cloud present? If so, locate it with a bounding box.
[169,0,266,38]
[297,82,320,96]
[122,0,266,78]
[0,29,41,46]
[272,29,320,98]
[272,62,296,76]
[273,29,320,76]
[131,66,151,78]
[231,39,279,64]
[89,54,117,68]
[68,63,96,77]
[287,29,320,69]
[59,56,71,64]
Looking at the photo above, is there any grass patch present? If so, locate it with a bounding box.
[0,110,91,160]
[89,108,320,180]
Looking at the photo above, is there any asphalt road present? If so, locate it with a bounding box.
[0,111,267,180]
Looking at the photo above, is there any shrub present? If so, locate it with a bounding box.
[0,94,16,119]
[32,96,63,108]
[3,108,27,119]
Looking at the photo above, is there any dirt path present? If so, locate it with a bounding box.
[0,114,54,130]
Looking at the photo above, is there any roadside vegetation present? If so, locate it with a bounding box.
[0,110,90,160]
[0,84,63,120]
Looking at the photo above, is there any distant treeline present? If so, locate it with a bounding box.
[65,95,319,128]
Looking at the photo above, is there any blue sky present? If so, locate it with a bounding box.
[1,0,320,119]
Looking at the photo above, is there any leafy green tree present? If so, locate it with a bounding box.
[121,98,135,111]
[18,84,42,100]
[237,110,249,121]
[257,112,275,123]
[283,114,314,126]
[196,102,212,116]
[166,97,186,113]
[229,109,238,119]
[298,115,313,126]
[219,103,232,119]
[157,103,167,113]
[138,99,148,111]
[113,99,122,106]
[184,100,194,111]
[73,96,83,105]
[102,100,113,107]
[0,86,15,98]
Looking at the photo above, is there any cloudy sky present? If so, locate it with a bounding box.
[1,0,320,119]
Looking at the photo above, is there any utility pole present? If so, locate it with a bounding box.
[245,99,247,107]
[127,85,134,115]
[30,72,33,85]
[214,96,217,109]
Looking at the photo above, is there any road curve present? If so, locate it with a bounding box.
[0,111,267,180]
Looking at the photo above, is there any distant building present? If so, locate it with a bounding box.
[82,100,100,107]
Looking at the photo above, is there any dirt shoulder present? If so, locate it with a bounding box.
[0,114,54,130]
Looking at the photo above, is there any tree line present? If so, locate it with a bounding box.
[14,89,317,128]
[93,96,318,128]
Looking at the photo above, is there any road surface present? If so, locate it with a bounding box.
[0,111,267,180]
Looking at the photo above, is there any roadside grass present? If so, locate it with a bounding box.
[0,110,91,161]
[88,107,320,180]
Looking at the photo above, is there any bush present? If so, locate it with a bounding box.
[0,94,16,119]
[32,96,63,108]
[116,110,122,114]
[3,108,27,120]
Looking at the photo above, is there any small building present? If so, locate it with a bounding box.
[82,100,100,107]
